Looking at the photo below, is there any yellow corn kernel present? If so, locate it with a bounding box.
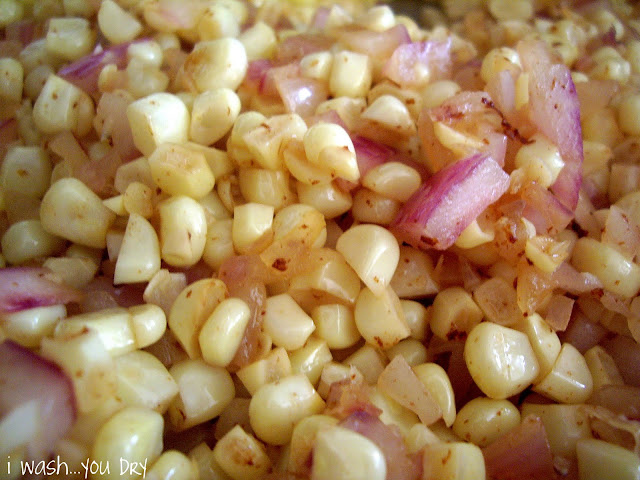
[114,213,161,285]
[24,64,54,101]
[239,168,295,211]
[168,278,228,359]
[455,218,495,249]
[236,347,292,396]
[400,300,430,341]
[0,147,51,198]
[212,425,271,480]
[227,111,268,166]
[361,95,417,137]
[315,97,366,131]
[127,92,190,157]
[168,358,235,431]
[202,218,235,270]
[317,363,363,399]
[390,246,439,299]
[617,93,640,136]
[300,51,333,82]
[516,312,561,383]
[263,293,316,351]
[0,57,23,103]
[583,345,624,391]
[45,17,95,61]
[422,442,486,480]
[312,426,386,480]
[122,182,153,218]
[386,338,428,366]
[1,304,65,348]
[329,50,372,98]
[343,344,388,385]
[198,298,251,368]
[488,0,532,20]
[190,88,241,146]
[142,269,187,318]
[0,0,23,28]
[238,21,277,61]
[311,304,360,349]
[420,80,461,109]
[249,374,325,445]
[115,157,154,194]
[199,190,232,223]
[283,139,335,186]
[40,178,115,248]
[114,350,179,414]
[406,423,441,453]
[98,0,142,44]
[514,133,565,189]
[413,362,456,427]
[590,47,631,84]
[288,414,338,476]
[430,286,483,341]
[582,107,622,148]
[533,343,593,404]
[148,143,215,199]
[525,235,571,274]
[480,46,522,83]
[197,3,240,41]
[158,195,207,267]
[452,397,520,447]
[244,113,308,171]
[355,286,410,350]
[289,336,333,386]
[146,450,198,480]
[1,219,64,265]
[351,188,401,226]
[180,38,248,93]
[232,202,274,255]
[576,438,640,480]
[303,122,359,183]
[465,322,540,399]
[362,162,421,203]
[296,181,352,219]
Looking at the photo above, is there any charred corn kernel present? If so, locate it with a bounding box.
[296,181,351,219]
[263,293,316,351]
[583,345,624,391]
[465,322,539,399]
[45,17,94,61]
[114,350,179,413]
[311,304,360,349]
[202,218,234,270]
[386,338,428,366]
[0,57,23,103]
[355,286,410,350]
[303,122,359,182]
[329,50,372,98]
[343,344,387,385]
[289,336,332,386]
[390,246,439,299]
[420,80,461,109]
[1,219,64,265]
[212,425,271,480]
[244,113,308,171]
[41,330,116,414]
[288,415,339,476]
[361,95,417,137]
[180,38,248,93]
[2,304,65,348]
[197,3,240,41]
[168,358,235,431]
[40,178,115,248]
[33,74,94,136]
[514,133,565,189]
[452,397,520,447]
[123,182,153,218]
[114,213,161,285]
[168,278,228,359]
[521,403,591,459]
[227,111,267,166]
[422,442,486,480]
[92,407,163,480]
[533,343,593,404]
[198,298,250,368]
[98,0,142,44]
[190,88,241,146]
[249,374,324,445]
[239,168,294,211]
[362,162,421,203]
[617,94,640,136]
[351,188,401,226]
[115,157,154,194]
[300,51,333,82]
[315,97,366,131]
[455,219,494,249]
[236,347,292,396]
[400,300,430,341]
[336,224,399,296]
[148,143,215,199]
[158,195,207,267]
[430,287,483,341]
[232,202,274,254]
[413,362,456,427]
[577,438,640,480]
[572,237,640,298]
[146,450,197,480]
[317,363,363,399]
[312,426,386,480]
[126,92,190,157]
[238,21,277,61]
[516,313,561,383]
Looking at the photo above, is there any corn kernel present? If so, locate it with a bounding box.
[452,397,520,447]
[576,438,640,480]
[355,286,410,350]
[0,57,23,103]
[232,202,274,255]
[263,293,316,351]
[180,38,248,93]
[148,143,215,199]
[1,219,65,265]
[238,21,277,61]
[199,297,251,368]
[533,343,593,404]
[413,362,456,427]
[114,213,161,285]
[329,50,372,98]
[422,442,486,480]
[236,347,292,396]
[430,286,483,341]
[45,17,95,61]
[97,0,142,44]
[158,195,207,267]
[190,88,241,146]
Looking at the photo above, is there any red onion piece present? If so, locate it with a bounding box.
[482,415,558,480]
[336,24,410,62]
[324,379,381,421]
[521,183,574,235]
[4,19,37,47]
[382,40,452,88]
[518,39,583,211]
[602,335,640,387]
[275,33,333,64]
[0,340,76,460]
[275,76,328,118]
[94,90,139,161]
[390,153,509,250]
[0,118,18,161]
[0,267,83,314]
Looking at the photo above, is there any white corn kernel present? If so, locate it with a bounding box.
[190,88,241,146]
[129,304,166,349]
[583,345,624,391]
[232,202,274,255]
[199,298,250,368]
[311,304,360,349]
[343,344,387,385]
[40,178,115,248]
[355,286,410,350]
[336,223,399,296]
[33,74,94,136]
[126,92,190,157]
[114,350,178,413]
[238,21,277,61]
[249,374,324,445]
[422,442,486,480]
[181,38,248,93]
[289,336,333,386]
[312,426,386,480]
[303,122,359,183]
[516,313,561,383]
[533,343,593,404]
[168,359,235,431]
[2,304,65,348]
[361,95,417,137]
[514,133,565,189]
[244,113,308,171]
[43,256,97,290]
[114,213,161,285]
[329,50,372,98]
[213,425,272,480]
[158,195,207,267]
[351,188,401,225]
[45,17,95,61]
[430,287,483,341]
[464,322,540,399]
[127,41,163,68]
[0,57,23,103]
[413,362,456,427]
[24,64,54,101]
[147,450,198,480]
[576,438,640,480]
[98,0,142,44]
[362,162,421,203]
[168,278,228,359]
[263,293,316,351]
[452,397,520,447]
[236,347,292,396]
[148,143,215,199]
[1,219,64,265]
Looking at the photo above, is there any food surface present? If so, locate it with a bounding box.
[1,0,640,479]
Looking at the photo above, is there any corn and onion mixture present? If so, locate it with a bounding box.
[1,0,640,479]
